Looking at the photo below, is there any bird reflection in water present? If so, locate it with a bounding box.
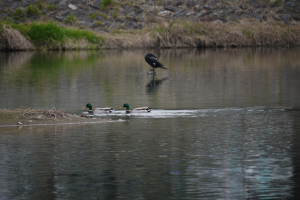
[146,75,168,94]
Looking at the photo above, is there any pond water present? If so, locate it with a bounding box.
[1,48,300,200]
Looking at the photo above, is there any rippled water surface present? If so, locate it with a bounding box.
[1,48,300,199]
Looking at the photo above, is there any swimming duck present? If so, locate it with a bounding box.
[145,53,168,73]
[83,103,113,114]
[120,103,152,114]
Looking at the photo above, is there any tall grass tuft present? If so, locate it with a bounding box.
[65,14,77,24]
[26,5,41,17]
[102,0,114,9]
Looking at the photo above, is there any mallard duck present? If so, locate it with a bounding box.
[145,53,168,73]
[83,103,113,114]
[120,103,152,113]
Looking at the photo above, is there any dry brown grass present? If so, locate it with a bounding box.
[0,24,35,50]
[103,20,300,49]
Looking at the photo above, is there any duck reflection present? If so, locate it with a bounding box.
[146,76,168,94]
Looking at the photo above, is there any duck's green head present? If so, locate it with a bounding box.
[83,103,92,110]
[120,103,130,110]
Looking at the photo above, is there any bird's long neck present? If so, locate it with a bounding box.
[125,105,130,110]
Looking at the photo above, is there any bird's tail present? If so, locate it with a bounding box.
[160,66,168,70]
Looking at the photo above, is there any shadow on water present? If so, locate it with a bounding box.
[145,73,169,95]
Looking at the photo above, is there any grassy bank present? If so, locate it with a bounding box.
[1,19,300,50]
[0,20,105,50]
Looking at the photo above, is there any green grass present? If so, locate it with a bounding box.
[26,5,41,17]
[65,14,77,24]
[102,0,114,9]
[1,21,104,46]
[12,8,25,20]
[37,2,44,10]
[95,21,103,26]
[99,13,108,19]
[89,13,99,20]
[47,4,56,11]
[112,10,118,20]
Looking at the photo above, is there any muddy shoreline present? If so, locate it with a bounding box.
[0,108,121,127]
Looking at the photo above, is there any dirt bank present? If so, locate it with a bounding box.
[0,108,120,127]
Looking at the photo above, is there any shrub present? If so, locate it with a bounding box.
[96,21,103,26]
[37,2,44,10]
[65,14,77,24]
[89,13,99,20]
[102,0,114,9]
[12,8,25,19]
[47,4,56,11]
[112,10,118,20]
[26,5,41,17]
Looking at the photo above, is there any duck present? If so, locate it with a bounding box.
[120,103,152,114]
[83,103,113,114]
[145,53,168,73]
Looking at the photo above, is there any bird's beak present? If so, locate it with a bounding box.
[120,106,124,109]
[83,106,87,109]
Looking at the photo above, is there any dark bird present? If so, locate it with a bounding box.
[145,53,168,73]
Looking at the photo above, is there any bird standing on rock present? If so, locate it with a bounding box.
[145,53,168,73]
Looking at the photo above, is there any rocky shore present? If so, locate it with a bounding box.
[1,0,300,49]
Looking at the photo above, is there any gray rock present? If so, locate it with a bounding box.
[194,5,203,12]
[117,17,126,22]
[173,9,188,17]
[275,8,284,14]
[186,12,195,16]
[293,8,300,13]
[228,4,238,10]
[239,5,247,10]
[218,17,227,22]
[212,10,223,16]
[59,0,68,6]
[126,16,138,22]
[280,14,291,21]
[48,0,59,4]
[204,5,215,10]
[225,9,235,16]
[286,2,296,7]
[55,15,64,22]
[197,10,207,17]
[94,0,101,4]
[103,22,111,27]
[159,11,171,16]
[79,16,93,22]
[133,23,143,29]
[227,21,234,25]
[292,14,300,21]
[31,15,41,21]
[164,6,178,12]
[145,11,155,16]
[208,0,219,5]
[246,9,253,14]
[82,0,86,4]
[244,14,252,18]
[11,3,18,9]
[255,9,263,14]
[186,0,196,7]
[89,4,100,10]
[229,15,239,21]
[148,0,154,6]
[124,5,131,11]
[262,15,267,21]
[163,1,172,6]
[21,1,30,7]
[253,14,262,22]
[270,4,279,8]
[108,17,115,23]
[173,1,184,7]
[139,17,145,22]
[261,3,267,8]
[235,11,245,16]
[271,14,281,21]
[110,23,120,30]
[124,22,134,29]
[250,2,260,8]
[62,11,70,16]
[135,9,144,15]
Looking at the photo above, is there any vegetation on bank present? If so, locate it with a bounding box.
[1,19,300,50]
[0,20,105,50]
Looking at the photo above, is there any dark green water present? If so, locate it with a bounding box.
[1,48,300,199]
